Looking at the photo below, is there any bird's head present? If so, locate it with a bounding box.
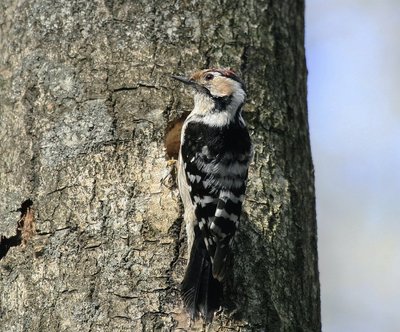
[172,68,246,112]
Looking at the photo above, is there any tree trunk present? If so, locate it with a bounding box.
[0,0,320,331]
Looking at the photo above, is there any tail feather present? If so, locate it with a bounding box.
[212,240,230,281]
[181,236,223,322]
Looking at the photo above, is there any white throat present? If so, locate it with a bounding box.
[187,88,245,127]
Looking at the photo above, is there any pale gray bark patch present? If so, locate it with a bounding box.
[0,0,320,331]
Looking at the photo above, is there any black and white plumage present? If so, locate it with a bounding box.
[172,68,252,322]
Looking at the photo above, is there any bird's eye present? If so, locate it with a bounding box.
[205,74,214,81]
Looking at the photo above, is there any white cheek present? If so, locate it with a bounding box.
[208,86,226,98]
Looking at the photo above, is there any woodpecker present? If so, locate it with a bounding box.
[172,68,252,322]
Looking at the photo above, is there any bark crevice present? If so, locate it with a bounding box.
[0,199,34,260]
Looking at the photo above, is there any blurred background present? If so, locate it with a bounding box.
[306,0,400,331]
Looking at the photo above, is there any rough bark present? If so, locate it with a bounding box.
[0,0,320,331]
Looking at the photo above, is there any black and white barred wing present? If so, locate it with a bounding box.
[208,155,249,281]
[181,136,250,281]
[181,142,219,260]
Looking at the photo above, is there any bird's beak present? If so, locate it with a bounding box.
[171,74,211,96]
[171,75,196,86]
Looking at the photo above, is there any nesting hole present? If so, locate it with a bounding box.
[164,112,190,160]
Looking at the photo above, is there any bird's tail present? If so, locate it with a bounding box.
[181,235,223,322]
